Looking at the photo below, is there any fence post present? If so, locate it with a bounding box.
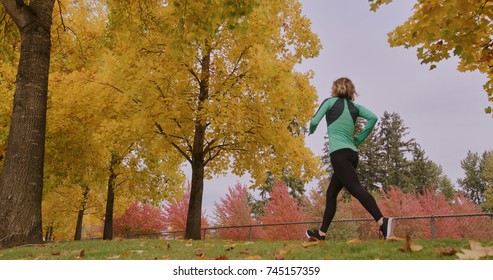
[203,228,207,240]
[431,215,436,240]
[249,226,253,241]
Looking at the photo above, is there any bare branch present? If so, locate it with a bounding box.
[56,0,65,31]
[155,122,192,163]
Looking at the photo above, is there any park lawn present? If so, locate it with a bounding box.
[0,238,492,260]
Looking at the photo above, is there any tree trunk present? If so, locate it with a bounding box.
[103,152,120,240]
[0,0,54,249]
[74,185,89,240]
[185,124,206,240]
[184,47,210,240]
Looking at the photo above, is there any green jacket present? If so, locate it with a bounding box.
[310,97,377,153]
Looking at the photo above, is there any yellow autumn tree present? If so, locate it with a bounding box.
[369,0,493,115]
[101,0,322,239]
[43,1,185,240]
[0,10,17,168]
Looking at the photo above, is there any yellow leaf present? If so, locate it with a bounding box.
[245,255,263,260]
[387,236,405,242]
[456,250,487,260]
[346,239,363,245]
[301,241,322,248]
[410,244,423,252]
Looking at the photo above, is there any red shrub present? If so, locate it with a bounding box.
[259,181,310,240]
[113,200,166,238]
[213,183,260,240]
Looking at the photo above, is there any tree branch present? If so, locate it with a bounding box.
[154,122,192,163]
[1,0,34,28]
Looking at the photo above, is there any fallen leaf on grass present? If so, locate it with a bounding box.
[275,249,291,260]
[163,242,171,249]
[130,250,145,254]
[438,247,457,256]
[245,255,262,260]
[239,250,250,255]
[51,252,61,256]
[161,255,170,260]
[194,248,205,257]
[456,240,493,260]
[224,244,236,251]
[456,249,487,260]
[399,235,423,252]
[79,250,85,259]
[469,240,493,253]
[346,239,364,245]
[284,243,300,248]
[107,255,121,259]
[185,240,193,247]
[301,241,322,248]
[386,236,405,242]
[214,255,229,260]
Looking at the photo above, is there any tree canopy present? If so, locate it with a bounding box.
[370,0,493,115]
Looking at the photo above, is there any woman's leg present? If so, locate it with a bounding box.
[330,149,383,222]
[319,175,343,233]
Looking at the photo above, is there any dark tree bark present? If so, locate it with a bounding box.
[184,48,210,240]
[74,185,89,240]
[103,152,121,240]
[0,0,55,249]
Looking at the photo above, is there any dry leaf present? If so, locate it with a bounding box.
[438,247,457,256]
[456,240,493,260]
[245,255,262,260]
[107,255,121,259]
[185,241,193,247]
[194,248,205,257]
[275,249,291,260]
[387,236,405,242]
[456,249,487,260]
[346,239,363,245]
[163,242,171,249]
[410,244,423,252]
[79,250,85,258]
[215,255,229,260]
[323,256,331,260]
[224,245,235,251]
[161,255,170,260]
[284,243,300,248]
[399,235,423,252]
[51,252,61,256]
[130,250,145,254]
[469,240,493,253]
[301,241,322,248]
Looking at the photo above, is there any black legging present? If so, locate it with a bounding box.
[320,148,383,233]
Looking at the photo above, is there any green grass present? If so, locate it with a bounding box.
[0,238,492,260]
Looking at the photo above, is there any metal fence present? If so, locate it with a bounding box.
[122,213,493,241]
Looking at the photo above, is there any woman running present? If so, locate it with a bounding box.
[306,77,392,240]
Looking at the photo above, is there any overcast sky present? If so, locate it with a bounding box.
[198,0,493,216]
